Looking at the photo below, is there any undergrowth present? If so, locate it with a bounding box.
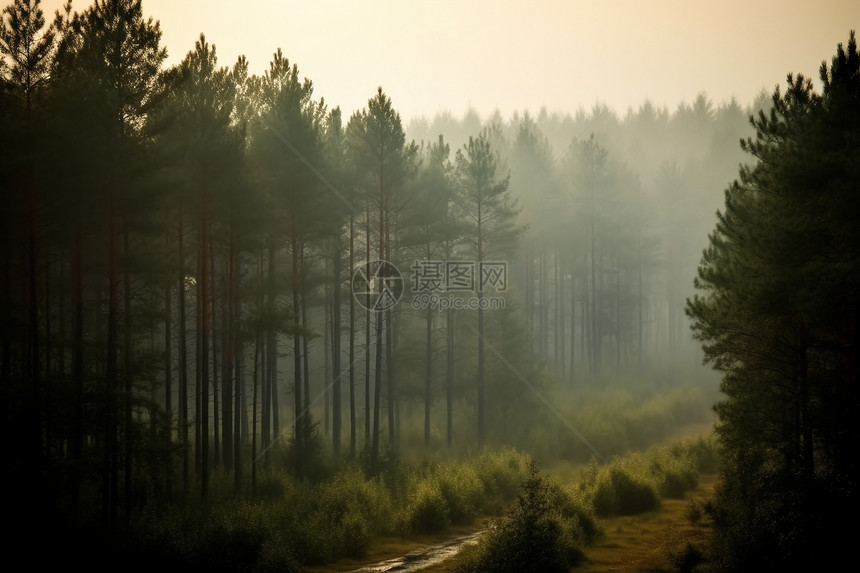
[453,436,719,573]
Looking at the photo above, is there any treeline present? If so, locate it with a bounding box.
[2,0,752,539]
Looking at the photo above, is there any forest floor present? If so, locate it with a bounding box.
[569,473,716,573]
[307,423,717,573]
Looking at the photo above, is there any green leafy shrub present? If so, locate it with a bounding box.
[454,461,588,573]
[286,467,394,563]
[472,447,531,510]
[436,462,484,524]
[402,474,451,533]
[579,460,660,517]
[121,501,301,573]
[649,447,699,499]
[666,540,706,573]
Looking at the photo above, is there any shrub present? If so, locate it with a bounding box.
[403,475,451,534]
[120,501,301,573]
[436,462,484,524]
[288,467,394,563]
[454,461,589,573]
[584,463,660,516]
[666,540,706,573]
[472,447,531,510]
[649,447,699,499]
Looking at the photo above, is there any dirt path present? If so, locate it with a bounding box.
[340,531,483,573]
[305,521,489,573]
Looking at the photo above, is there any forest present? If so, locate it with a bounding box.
[2,1,857,571]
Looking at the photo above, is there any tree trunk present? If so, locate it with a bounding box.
[332,244,342,457]
[446,307,454,448]
[199,195,210,503]
[177,207,189,493]
[349,214,356,457]
[424,297,432,448]
[222,235,234,471]
[290,226,304,478]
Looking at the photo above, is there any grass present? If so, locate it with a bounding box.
[576,473,718,572]
[87,382,717,572]
[445,435,719,573]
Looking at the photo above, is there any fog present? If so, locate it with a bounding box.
[3,1,857,572]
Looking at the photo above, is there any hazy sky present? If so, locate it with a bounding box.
[7,0,859,120]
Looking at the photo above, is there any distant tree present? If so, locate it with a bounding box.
[322,105,351,457]
[164,33,241,501]
[252,49,328,477]
[454,132,521,447]
[400,135,458,447]
[347,87,417,457]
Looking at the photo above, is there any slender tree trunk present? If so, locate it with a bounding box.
[349,214,356,457]
[373,171,384,459]
[324,261,331,437]
[71,223,84,519]
[122,220,133,523]
[164,278,172,495]
[583,251,590,376]
[222,234,234,471]
[177,207,189,493]
[446,307,454,448]
[263,239,277,466]
[199,195,210,503]
[332,244,342,457]
[385,195,396,450]
[638,241,643,369]
[424,297,432,448]
[44,253,52,459]
[104,186,119,531]
[616,257,621,375]
[525,247,534,351]
[557,249,565,381]
[252,249,264,496]
[477,199,485,448]
[290,225,304,478]
[233,251,242,491]
[569,271,576,387]
[251,301,261,497]
[210,239,220,468]
[365,204,371,447]
[300,254,309,421]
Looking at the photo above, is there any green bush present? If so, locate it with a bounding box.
[472,447,531,510]
[436,462,484,524]
[403,476,451,533]
[119,501,301,573]
[454,462,588,573]
[649,447,699,499]
[579,461,660,517]
[287,467,394,563]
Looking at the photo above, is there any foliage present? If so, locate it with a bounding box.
[575,437,715,516]
[686,31,860,571]
[454,461,593,573]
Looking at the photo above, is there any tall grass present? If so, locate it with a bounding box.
[98,383,716,571]
[453,436,720,572]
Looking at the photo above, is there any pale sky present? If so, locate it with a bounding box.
[8,0,860,120]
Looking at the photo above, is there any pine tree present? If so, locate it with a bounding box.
[686,31,860,571]
[347,87,417,457]
[454,132,521,447]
